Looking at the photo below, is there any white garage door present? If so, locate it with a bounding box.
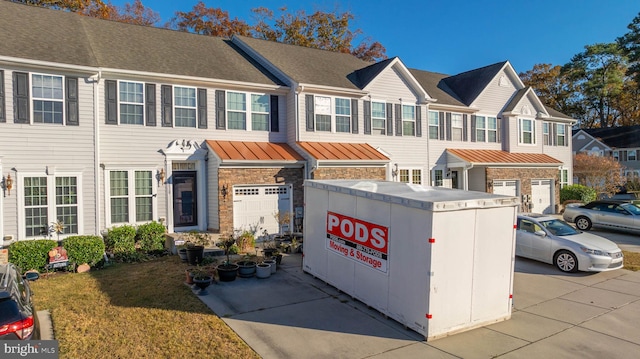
[531,179,552,214]
[233,185,291,235]
[493,180,517,196]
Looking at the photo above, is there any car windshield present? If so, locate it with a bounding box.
[621,203,640,215]
[539,219,579,236]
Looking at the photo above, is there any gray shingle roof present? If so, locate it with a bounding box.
[582,126,640,148]
[442,61,507,106]
[234,35,375,89]
[408,69,466,107]
[0,1,283,85]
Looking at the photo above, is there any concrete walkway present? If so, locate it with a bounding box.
[195,253,640,358]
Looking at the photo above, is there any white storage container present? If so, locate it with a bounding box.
[303,180,519,341]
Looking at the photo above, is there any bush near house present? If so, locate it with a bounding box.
[104,225,137,259]
[8,239,57,273]
[135,221,167,252]
[560,184,597,204]
[64,235,105,267]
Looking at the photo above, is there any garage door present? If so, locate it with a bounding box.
[493,180,517,196]
[233,185,291,235]
[531,179,552,214]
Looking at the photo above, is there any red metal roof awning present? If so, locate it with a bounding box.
[206,140,304,161]
[447,149,562,166]
[297,142,389,161]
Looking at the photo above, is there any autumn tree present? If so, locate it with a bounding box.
[11,0,159,25]
[573,153,626,197]
[170,1,251,37]
[519,63,578,117]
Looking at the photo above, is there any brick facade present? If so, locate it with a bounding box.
[311,167,386,180]
[486,167,560,213]
[217,167,305,235]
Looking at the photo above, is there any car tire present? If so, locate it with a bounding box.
[575,216,592,231]
[554,250,578,273]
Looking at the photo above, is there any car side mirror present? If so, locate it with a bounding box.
[534,230,547,237]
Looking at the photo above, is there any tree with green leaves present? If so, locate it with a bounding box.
[618,12,640,87]
[561,43,629,128]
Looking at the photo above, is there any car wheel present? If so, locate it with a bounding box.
[575,216,592,231]
[554,250,578,273]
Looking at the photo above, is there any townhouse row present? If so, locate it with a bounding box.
[0,1,574,243]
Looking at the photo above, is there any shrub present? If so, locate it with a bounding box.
[136,221,167,252]
[560,184,597,203]
[9,239,57,273]
[104,225,136,256]
[64,235,105,267]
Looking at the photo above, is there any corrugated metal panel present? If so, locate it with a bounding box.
[297,142,389,161]
[206,140,304,161]
[447,149,562,165]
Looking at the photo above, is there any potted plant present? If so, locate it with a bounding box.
[177,244,188,262]
[184,231,210,265]
[274,210,292,237]
[236,254,257,278]
[190,266,213,295]
[256,261,271,279]
[216,235,239,282]
[237,230,256,254]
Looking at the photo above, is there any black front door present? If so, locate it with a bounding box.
[173,171,197,227]
[451,170,459,189]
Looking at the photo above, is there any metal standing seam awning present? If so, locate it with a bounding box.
[205,140,305,166]
[446,149,563,168]
[296,142,390,167]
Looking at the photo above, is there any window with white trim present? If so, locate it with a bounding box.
[174,86,197,127]
[371,102,386,135]
[543,122,550,145]
[335,98,351,133]
[556,124,566,146]
[428,111,439,139]
[251,94,270,131]
[32,74,64,124]
[402,105,415,136]
[487,117,497,142]
[475,116,486,142]
[519,118,535,144]
[629,150,637,161]
[108,170,155,225]
[613,151,619,161]
[399,168,422,184]
[226,92,271,131]
[22,174,80,238]
[227,92,246,130]
[451,113,463,141]
[559,168,569,188]
[433,169,443,186]
[119,81,144,125]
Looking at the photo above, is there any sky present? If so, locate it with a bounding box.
[111,0,639,75]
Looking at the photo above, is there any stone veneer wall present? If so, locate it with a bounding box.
[485,167,560,213]
[311,167,386,180]
[217,167,304,235]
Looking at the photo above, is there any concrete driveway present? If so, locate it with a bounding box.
[196,249,640,359]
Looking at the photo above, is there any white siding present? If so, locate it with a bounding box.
[366,66,417,103]
[470,70,521,114]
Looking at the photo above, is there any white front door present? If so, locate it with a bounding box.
[233,185,292,235]
[531,179,552,214]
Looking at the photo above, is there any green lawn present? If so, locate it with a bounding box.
[30,256,259,359]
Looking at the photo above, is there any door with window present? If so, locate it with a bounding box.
[173,171,197,227]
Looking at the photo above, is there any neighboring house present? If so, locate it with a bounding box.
[0,2,575,244]
[573,126,640,177]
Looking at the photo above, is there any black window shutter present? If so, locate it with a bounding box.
[497,117,501,143]
[105,80,118,125]
[197,88,207,129]
[415,105,422,137]
[551,123,557,146]
[462,114,468,141]
[305,94,314,131]
[386,103,393,136]
[351,99,359,134]
[65,77,79,126]
[215,90,226,130]
[13,72,29,124]
[161,85,173,127]
[446,112,452,141]
[0,70,5,123]
[145,83,156,126]
[270,95,279,132]
[395,104,402,136]
[564,125,569,146]
[439,111,445,140]
[470,115,476,142]
[363,100,371,135]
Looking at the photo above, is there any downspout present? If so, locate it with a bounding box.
[464,163,473,191]
[91,70,102,235]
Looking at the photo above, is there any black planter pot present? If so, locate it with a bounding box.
[193,276,213,295]
[236,261,257,278]
[274,254,283,266]
[217,263,239,282]
[178,248,188,262]
[186,246,204,265]
[263,248,277,257]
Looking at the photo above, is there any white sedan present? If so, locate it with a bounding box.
[516,214,624,272]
